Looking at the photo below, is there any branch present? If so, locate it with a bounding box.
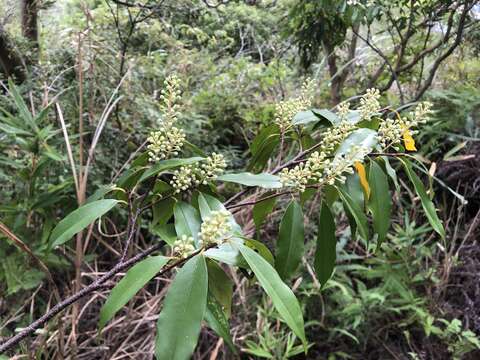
[0,242,164,354]
[353,28,405,104]
[414,2,474,101]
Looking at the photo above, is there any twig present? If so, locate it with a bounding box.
[0,242,164,354]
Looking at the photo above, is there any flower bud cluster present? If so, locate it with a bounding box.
[160,74,182,128]
[337,102,351,121]
[147,127,186,162]
[147,74,185,162]
[200,152,227,181]
[378,101,433,149]
[279,120,357,192]
[198,210,232,246]
[274,78,314,131]
[170,165,198,193]
[358,88,381,121]
[173,235,195,258]
[321,145,369,185]
[170,153,227,193]
[279,162,313,193]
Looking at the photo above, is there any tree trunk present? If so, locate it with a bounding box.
[0,30,26,82]
[21,0,39,46]
[323,41,342,105]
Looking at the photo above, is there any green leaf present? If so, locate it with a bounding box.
[245,238,275,266]
[86,185,122,204]
[7,79,37,131]
[207,260,233,316]
[237,243,307,348]
[337,187,369,241]
[250,124,279,155]
[99,255,169,330]
[204,295,236,353]
[252,195,276,231]
[150,223,177,246]
[314,201,336,287]
[292,110,319,125]
[335,128,378,159]
[205,238,246,267]
[217,172,282,189]
[139,157,203,182]
[152,197,175,226]
[368,160,392,248]
[275,201,305,280]
[400,159,445,238]
[50,199,119,248]
[174,202,201,245]
[345,174,365,209]
[198,192,242,233]
[155,255,208,360]
[248,125,280,172]
[312,108,340,125]
[382,156,400,192]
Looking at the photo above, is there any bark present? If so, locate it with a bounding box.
[0,30,26,82]
[21,0,39,46]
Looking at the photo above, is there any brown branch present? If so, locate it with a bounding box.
[0,242,164,354]
[413,2,473,101]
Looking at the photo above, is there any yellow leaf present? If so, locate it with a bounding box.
[403,129,417,151]
[354,161,370,200]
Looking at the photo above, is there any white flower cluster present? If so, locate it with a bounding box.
[280,120,358,192]
[378,101,433,149]
[173,234,195,258]
[275,78,314,131]
[200,152,227,181]
[198,210,232,246]
[337,102,351,121]
[358,88,381,121]
[170,153,227,193]
[147,127,186,162]
[170,165,198,193]
[147,74,186,162]
[322,145,370,185]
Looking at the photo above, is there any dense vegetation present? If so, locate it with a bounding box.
[1,1,480,359]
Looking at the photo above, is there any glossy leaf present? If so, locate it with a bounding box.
[368,160,392,247]
[401,159,445,238]
[205,238,246,268]
[252,195,277,231]
[292,110,319,125]
[314,202,336,287]
[312,108,340,125]
[207,260,233,316]
[382,156,400,191]
[245,238,275,266]
[248,125,280,172]
[139,157,203,182]
[86,185,122,204]
[337,187,369,241]
[50,199,119,248]
[150,223,177,246]
[275,201,305,280]
[217,172,282,188]
[174,202,201,245]
[155,255,208,360]
[237,243,307,348]
[152,197,175,226]
[99,255,169,329]
[204,295,236,353]
[335,128,378,158]
[198,193,241,233]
